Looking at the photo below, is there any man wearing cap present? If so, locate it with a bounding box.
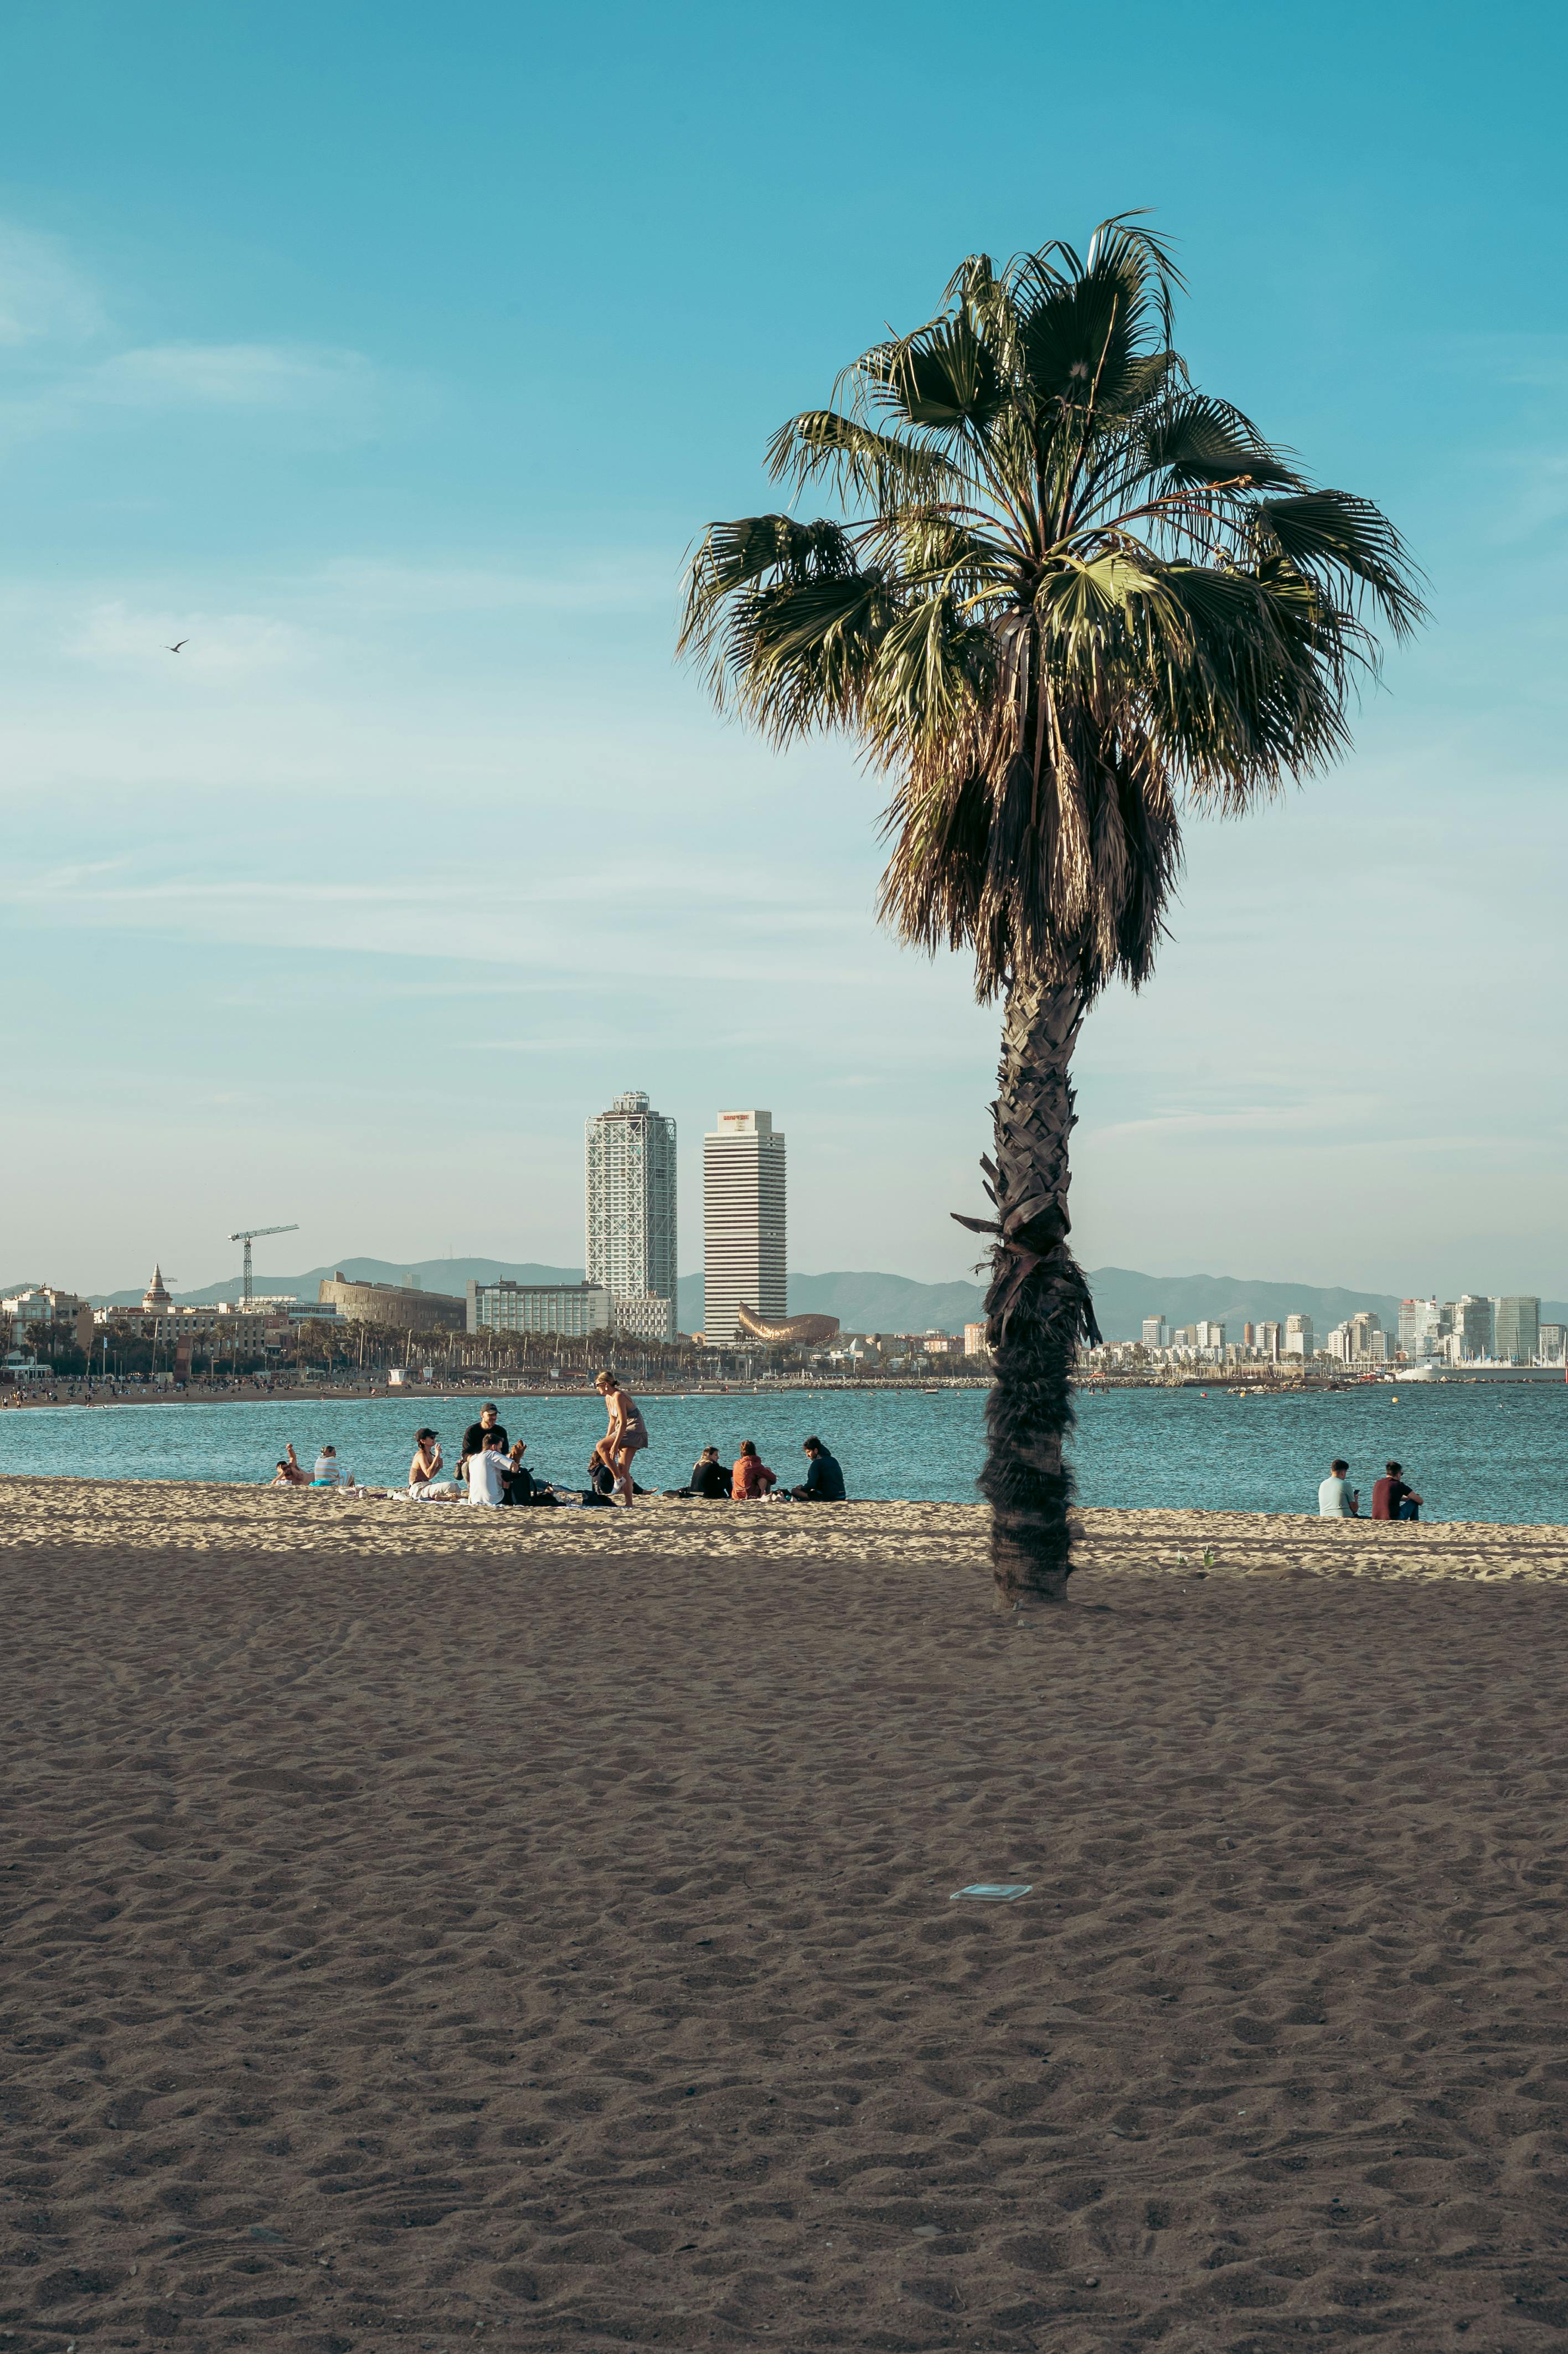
[459,1402,507,1490]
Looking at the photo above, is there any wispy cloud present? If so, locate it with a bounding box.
[67,600,314,675]
[315,555,673,616]
[0,854,931,995]
[211,975,620,1007]
[0,223,105,347]
[0,217,385,448]
[83,341,375,411]
[453,1037,605,1052]
[0,340,385,451]
[1435,331,1568,393]
[1083,1095,1373,1147]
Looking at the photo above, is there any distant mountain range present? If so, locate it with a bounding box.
[1080,1267,1406,1343]
[90,1257,581,1310]
[86,1257,988,1335]
[1080,1269,1568,1343]
[77,1255,1568,1343]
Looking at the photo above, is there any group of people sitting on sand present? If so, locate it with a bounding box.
[410,1399,564,1506]
[266,1369,847,1510]
[672,1436,845,1503]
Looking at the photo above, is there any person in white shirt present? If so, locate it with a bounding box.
[312,1446,350,1488]
[1318,1458,1358,1516]
[467,1433,519,1506]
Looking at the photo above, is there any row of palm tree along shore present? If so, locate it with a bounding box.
[679,216,1421,1602]
[1,1370,998,1410]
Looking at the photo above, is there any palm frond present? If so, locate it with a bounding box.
[719,569,896,742]
[857,308,1005,433]
[862,595,989,762]
[679,514,881,719]
[1252,492,1426,638]
[1134,392,1302,494]
[764,411,971,507]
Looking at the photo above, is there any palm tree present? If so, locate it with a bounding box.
[680,218,1421,1604]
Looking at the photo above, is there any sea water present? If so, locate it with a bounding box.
[1,1381,1565,1526]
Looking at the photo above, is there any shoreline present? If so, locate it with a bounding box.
[10,1365,1564,1413]
[4,1481,1568,1566]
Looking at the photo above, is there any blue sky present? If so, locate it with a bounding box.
[3,0,1566,1299]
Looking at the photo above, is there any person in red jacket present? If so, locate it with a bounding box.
[731,1440,776,1500]
[1371,1460,1423,1521]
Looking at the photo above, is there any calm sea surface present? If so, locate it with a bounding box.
[2,1381,1566,1524]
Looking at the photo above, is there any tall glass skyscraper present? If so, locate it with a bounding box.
[1494,1295,1540,1363]
[585,1090,677,1343]
[703,1108,786,1344]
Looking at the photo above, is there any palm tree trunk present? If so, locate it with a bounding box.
[975,976,1099,1604]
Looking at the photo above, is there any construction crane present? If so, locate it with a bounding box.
[229,1223,298,1305]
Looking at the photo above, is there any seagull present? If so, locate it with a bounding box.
[165,639,188,653]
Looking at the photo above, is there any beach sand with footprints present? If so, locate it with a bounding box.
[4,1479,1568,2350]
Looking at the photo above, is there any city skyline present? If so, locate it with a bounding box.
[1125,1292,1561,1369]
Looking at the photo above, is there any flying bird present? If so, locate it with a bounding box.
[165,639,188,653]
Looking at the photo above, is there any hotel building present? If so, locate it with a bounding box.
[703,1108,786,1344]
[585,1089,677,1343]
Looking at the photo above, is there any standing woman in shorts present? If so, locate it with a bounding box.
[594,1370,648,1506]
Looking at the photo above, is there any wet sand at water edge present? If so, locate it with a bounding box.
[3,1480,1568,2351]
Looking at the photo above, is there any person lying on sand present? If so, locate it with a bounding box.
[587,1454,648,1503]
[270,1444,310,1486]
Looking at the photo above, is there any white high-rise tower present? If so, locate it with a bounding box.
[585,1090,677,1343]
[703,1109,786,1344]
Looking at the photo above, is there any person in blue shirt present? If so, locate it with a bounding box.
[791,1436,845,1502]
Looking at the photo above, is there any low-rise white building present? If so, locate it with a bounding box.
[468,1279,612,1338]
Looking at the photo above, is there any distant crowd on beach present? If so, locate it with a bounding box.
[268,1369,848,1510]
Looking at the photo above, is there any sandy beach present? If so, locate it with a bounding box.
[4,1483,1568,2351]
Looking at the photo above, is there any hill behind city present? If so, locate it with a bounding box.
[75,1258,1564,1342]
[86,1259,987,1334]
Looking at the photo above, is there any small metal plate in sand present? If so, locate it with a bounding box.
[950,1883,1033,1902]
